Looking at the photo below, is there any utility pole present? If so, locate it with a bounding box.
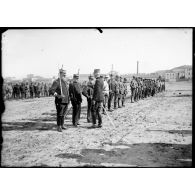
[137,61,139,76]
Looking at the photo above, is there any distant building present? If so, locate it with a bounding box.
[165,71,177,81]
[185,67,192,79]
[165,66,192,81]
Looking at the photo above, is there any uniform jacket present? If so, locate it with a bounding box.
[119,81,124,94]
[108,79,115,93]
[69,81,82,103]
[93,77,104,101]
[82,81,94,99]
[50,78,69,104]
[114,80,120,94]
[30,84,34,92]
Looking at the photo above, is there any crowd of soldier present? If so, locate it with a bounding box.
[3,82,51,100]
[130,76,165,103]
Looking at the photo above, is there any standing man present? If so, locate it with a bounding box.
[69,74,82,127]
[114,74,120,109]
[82,75,94,123]
[118,76,124,108]
[29,82,34,98]
[130,76,136,103]
[49,68,69,132]
[122,78,128,107]
[25,82,30,99]
[91,69,104,128]
[103,75,109,114]
[108,73,115,112]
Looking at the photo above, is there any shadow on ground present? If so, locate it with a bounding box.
[55,142,192,167]
[146,129,192,135]
[2,106,89,131]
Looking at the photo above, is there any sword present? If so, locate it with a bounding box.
[102,106,116,129]
[64,106,72,119]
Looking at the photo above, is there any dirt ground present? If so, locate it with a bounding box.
[1,81,192,167]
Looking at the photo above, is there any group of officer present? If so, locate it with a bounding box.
[3,82,51,100]
[130,76,165,103]
[49,68,129,132]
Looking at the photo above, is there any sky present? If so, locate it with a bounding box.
[2,28,192,79]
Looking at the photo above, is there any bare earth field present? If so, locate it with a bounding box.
[1,81,192,167]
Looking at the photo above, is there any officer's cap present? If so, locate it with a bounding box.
[105,75,109,78]
[124,78,127,81]
[93,69,100,74]
[88,75,94,79]
[73,74,79,78]
[59,68,66,73]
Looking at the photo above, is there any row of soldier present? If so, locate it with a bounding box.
[3,82,51,100]
[130,76,165,103]
[49,68,166,132]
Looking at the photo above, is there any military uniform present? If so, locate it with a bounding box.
[44,83,49,97]
[114,75,120,109]
[69,74,82,127]
[82,75,94,122]
[92,69,104,127]
[130,77,136,103]
[118,77,124,108]
[50,69,69,132]
[103,75,109,113]
[30,83,34,98]
[108,74,115,111]
[122,78,128,106]
[25,83,30,98]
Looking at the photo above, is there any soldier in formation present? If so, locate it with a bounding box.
[130,76,165,103]
[3,81,51,100]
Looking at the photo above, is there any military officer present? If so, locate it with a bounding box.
[82,75,94,122]
[91,69,104,128]
[130,76,136,103]
[103,75,109,114]
[114,74,120,109]
[29,82,34,98]
[69,74,82,127]
[49,68,69,132]
[108,73,115,112]
[122,78,128,107]
[118,76,124,108]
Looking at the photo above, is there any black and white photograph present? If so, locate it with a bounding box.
[1,28,193,167]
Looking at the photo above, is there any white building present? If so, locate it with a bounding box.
[185,68,192,79]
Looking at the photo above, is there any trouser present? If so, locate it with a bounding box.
[71,102,81,125]
[92,101,102,125]
[131,88,135,102]
[36,91,40,98]
[30,91,34,98]
[16,93,20,99]
[118,94,122,107]
[121,94,125,106]
[108,92,114,110]
[87,98,92,122]
[114,93,119,108]
[103,94,109,111]
[44,91,48,96]
[41,91,44,97]
[25,92,29,98]
[7,92,12,99]
[56,103,69,126]
[151,88,155,96]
